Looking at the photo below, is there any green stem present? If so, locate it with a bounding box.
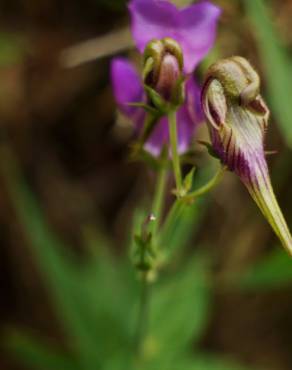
[150,163,168,238]
[185,165,226,200]
[134,162,168,357]
[160,165,226,244]
[168,110,182,194]
[135,272,150,357]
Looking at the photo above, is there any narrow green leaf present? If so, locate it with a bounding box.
[5,331,79,370]
[159,165,214,257]
[239,249,292,290]
[246,0,292,145]
[0,147,106,368]
[148,255,211,359]
[166,353,255,370]
[183,167,196,193]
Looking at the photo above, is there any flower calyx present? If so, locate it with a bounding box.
[143,38,185,112]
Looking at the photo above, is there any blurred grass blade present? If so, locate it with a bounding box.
[60,27,133,68]
[246,0,292,146]
[159,198,205,257]
[5,332,80,370]
[148,255,211,358]
[0,146,102,369]
[239,249,292,290]
[159,165,215,257]
[172,354,255,370]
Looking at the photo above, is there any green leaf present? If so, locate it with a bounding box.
[0,147,134,369]
[5,331,79,370]
[184,353,256,370]
[148,255,211,359]
[168,353,254,370]
[246,0,292,146]
[141,352,255,370]
[239,249,292,290]
[183,167,196,193]
[159,164,214,258]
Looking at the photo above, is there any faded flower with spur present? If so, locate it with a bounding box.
[202,56,292,255]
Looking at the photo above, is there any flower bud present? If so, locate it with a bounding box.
[202,56,292,255]
[143,38,184,109]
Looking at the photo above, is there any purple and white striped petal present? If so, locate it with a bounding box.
[202,56,292,255]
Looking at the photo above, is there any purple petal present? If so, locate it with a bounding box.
[144,106,195,156]
[179,1,221,72]
[110,57,144,117]
[202,56,292,254]
[176,103,196,153]
[128,0,221,73]
[144,116,169,156]
[145,77,202,156]
[128,0,179,53]
[184,76,203,124]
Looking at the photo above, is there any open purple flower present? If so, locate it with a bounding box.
[129,0,221,74]
[111,57,202,156]
[111,0,220,156]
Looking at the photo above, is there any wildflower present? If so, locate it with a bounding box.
[129,0,221,73]
[111,0,220,155]
[202,56,292,254]
[111,57,202,156]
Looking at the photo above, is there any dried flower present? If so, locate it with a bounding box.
[202,56,292,254]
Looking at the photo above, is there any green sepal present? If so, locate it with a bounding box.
[144,77,185,115]
[132,219,158,272]
[171,75,185,108]
[127,102,158,115]
[183,167,196,193]
[172,166,196,199]
[144,85,170,114]
[197,140,221,160]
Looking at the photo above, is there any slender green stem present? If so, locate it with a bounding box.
[185,165,226,200]
[160,165,226,245]
[134,162,168,357]
[135,272,150,356]
[150,164,168,238]
[168,110,182,194]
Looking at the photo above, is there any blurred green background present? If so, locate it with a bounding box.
[0,0,292,369]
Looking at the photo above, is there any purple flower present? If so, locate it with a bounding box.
[111,57,202,156]
[128,0,221,73]
[111,0,220,156]
[202,56,292,255]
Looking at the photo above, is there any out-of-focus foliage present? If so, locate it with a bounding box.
[230,0,292,291]
[239,249,292,290]
[246,0,292,146]
[2,148,253,370]
[0,33,27,66]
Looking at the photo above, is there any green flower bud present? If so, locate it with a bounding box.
[143,38,184,110]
